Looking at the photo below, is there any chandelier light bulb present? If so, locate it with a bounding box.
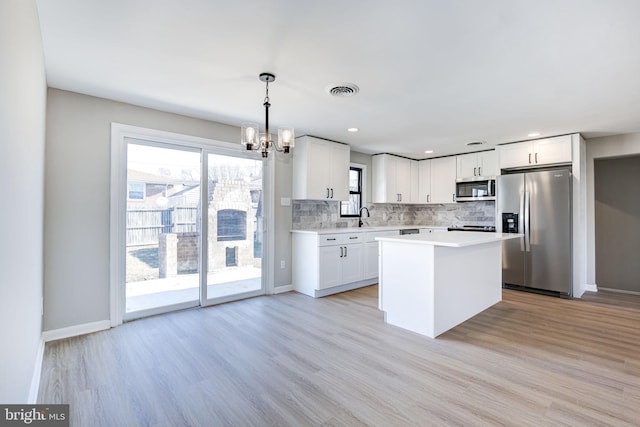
[241,122,259,149]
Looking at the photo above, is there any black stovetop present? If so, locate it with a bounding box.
[448,225,496,232]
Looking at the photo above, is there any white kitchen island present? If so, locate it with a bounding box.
[376,231,521,338]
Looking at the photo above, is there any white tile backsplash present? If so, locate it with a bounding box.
[291,201,495,230]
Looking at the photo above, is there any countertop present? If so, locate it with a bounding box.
[376,231,522,247]
[290,225,449,235]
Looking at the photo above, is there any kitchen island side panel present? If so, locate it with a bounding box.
[433,242,502,336]
[379,241,436,337]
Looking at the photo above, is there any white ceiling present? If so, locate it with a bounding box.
[36,0,640,159]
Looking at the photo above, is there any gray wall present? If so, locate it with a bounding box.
[586,133,640,288]
[0,0,47,402]
[594,155,640,292]
[44,89,293,331]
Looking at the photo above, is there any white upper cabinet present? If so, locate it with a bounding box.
[293,136,350,200]
[430,156,457,204]
[456,150,498,179]
[418,160,432,203]
[410,160,420,203]
[418,157,456,204]
[498,135,572,170]
[372,154,417,203]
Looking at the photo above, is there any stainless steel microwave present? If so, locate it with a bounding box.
[455,177,496,201]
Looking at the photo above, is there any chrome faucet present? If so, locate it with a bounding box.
[358,206,370,227]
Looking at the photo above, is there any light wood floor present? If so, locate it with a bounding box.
[38,287,640,426]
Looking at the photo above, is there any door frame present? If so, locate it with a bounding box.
[110,123,274,326]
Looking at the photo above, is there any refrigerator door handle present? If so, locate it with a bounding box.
[524,191,531,252]
[519,192,525,251]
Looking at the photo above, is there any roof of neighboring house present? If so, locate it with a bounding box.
[168,184,200,206]
[127,169,176,184]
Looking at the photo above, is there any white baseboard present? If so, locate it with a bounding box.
[584,284,598,292]
[273,285,293,294]
[598,287,640,296]
[28,337,45,404]
[42,320,111,343]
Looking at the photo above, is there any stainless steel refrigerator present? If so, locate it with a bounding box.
[497,168,572,296]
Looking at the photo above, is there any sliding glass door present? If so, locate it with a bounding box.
[123,137,264,320]
[202,152,263,304]
[125,141,202,317]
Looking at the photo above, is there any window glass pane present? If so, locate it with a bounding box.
[341,194,360,216]
[348,169,360,192]
[340,166,363,217]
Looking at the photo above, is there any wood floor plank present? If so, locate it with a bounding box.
[38,286,640,426]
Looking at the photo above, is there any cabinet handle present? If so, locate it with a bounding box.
[528,153,532,164]
[327,238,337,241]
[349,236,358,240]
[452,193,456,202]
[339,246,344,257]
[427,194,430,203]
[330,188,334,198]
[326,188,330,198]
[474,167,477,176]
[535,153,538,164]
[478,166,482,176]
[344,246,348,257]
[399,193,403,202]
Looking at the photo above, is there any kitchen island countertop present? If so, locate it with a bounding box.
[375,231,522,247]
[290,225,449,234]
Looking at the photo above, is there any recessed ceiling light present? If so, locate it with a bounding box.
[528,132,540,137]
[347,127,359,132]
[424,150,434,154]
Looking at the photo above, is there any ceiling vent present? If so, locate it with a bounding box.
[327,83,360,97]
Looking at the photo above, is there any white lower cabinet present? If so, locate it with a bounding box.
[292,229,398,297]
[318,245,342,289]
[318,242,363,289]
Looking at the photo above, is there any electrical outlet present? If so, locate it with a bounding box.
[280,260,285,269]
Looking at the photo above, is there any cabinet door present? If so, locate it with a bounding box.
[395,157,411,203]
[330,143,350,200]
[372,155,395,203]
[341,243,364,284]
[410,160,420,203]
[308,140,333,199]
[534,135,572,165]
[418,160,431,203]
[498,142,533,169]
[478,150,499,177]
[430,156,457,203]
[364,241,379,279]
[456,153,479,179]
[318,246,342,289]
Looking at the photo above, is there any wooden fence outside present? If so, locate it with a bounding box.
[127,207,198,246]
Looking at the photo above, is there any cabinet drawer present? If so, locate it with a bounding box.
[318,234,343,246]
[343,233,364,244]
[318,232,365,246]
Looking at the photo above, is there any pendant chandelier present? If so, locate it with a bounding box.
[241,72,294,158]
